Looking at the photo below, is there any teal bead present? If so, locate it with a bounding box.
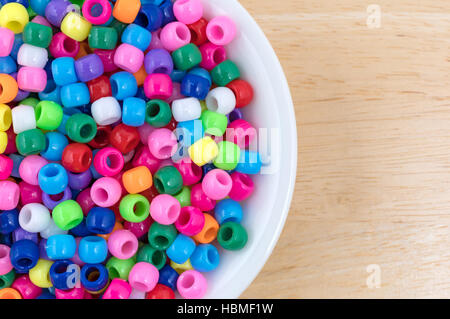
[110,19,127,38]
[148,222,177,251]
[16,129,47,156]
[145,99,172,128]
[171,43,202,71]
[211,60,241,86]
[0,270,15,289]
[65,113,97,143]
[88,26,118,50]
[136,244,166,270]
[153,165,183,195]
[217,221,248,250]
[23,22,53,48]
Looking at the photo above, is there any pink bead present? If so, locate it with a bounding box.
[0,181,19,211]
[206,16,237,46]
[148,30,164,51]
[144,73,173,100]
[132,145,161,175]
[160,22,191,52]
[173,0,203,25]
[174,158,202,186]
[114,43,144,73]
[76,187,95,216]
[17,67,47,93]
[0,27,14,57]
[124,217,152,239]
[148,128,178,160]
[19,155,49,185]
[107,229,138,259]
[82,0,112,25]
[0,154,13,180]
[190,183,215,211]
[137,122,156,145]
[55,287,85,299]
[150,194,180,225]
[199,42,227,71]
[175,206,204,236]
[19,181,42,205]
[71,237,85,266]
[31,16,52,27]
[201,169,232,200]
[102,278,131,299]
[229,172,254,201]
[158,159,174,170]
[94,146,124,177]
[49,32,80,58]
[177,270,207,299]
[128,262,159,292]
[90,177,122,207]
[0,244,12,275]
[95,48,118,73]
[11,275,42,299]
[166,81,185,104]
[226,119,256,149]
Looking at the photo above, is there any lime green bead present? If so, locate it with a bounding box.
[136,244,166,270]
[16,128,46,156]
[35,101,63,130]
[174,186,191,207]
[211,60,241,86]
[106,257,136,280]
[23,22,53,48]
[0,270,15,289]
[110,19,127,38]
[171,43,202,71]
[27,6,37,19]
[145,99,172,128]
[148,222,177,251]
[65,113,97,143]
[20,97,40,108]
[119,194,150,223]
[201,110,227,136]
[153,165,183,195]
[213,141,240,170]
[88,26,118,50]
[52,200,83,230]
[217,221,248,250]
[70,0,85,8]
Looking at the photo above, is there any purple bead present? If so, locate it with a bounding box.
[39,238,51,260]
[144,48,173,75]
[74,54,104,82]
[68,170,92,190]
[13,227,38,243]
[42,187,72,210]
[10,72,30,101]
[45,0,77,27]
[228,109,243,123]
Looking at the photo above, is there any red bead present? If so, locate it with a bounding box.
[163,117,177,131]
[94,49,118,73]
[4,127,17,154]
[109,124,140,154]
[146,284,175,299]
[139,185,159,202]
[19,181,42,205]
[187,18,208,46]
[88,125,112,149]
[61,143,93,173]
[87,75,112,102]
[226,79,254,108]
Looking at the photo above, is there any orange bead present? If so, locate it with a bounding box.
[0,288,22,299]
[0,74,18,104]
[113,0,141,24]
[97,221,123,240]
[122,166,152,194]
[75,41,91,60]
[192,213,219,244]
[133,65,148,87]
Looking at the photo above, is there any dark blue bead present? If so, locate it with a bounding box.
[0,56,17,74]
[36,290,56,299]
[86,207,115,235]
[0,209,19,235]
[69,217,93,237]
[38,80,61,104]
[135,4,163,32]
[170,69,186,83]
[158,265,178,290]
[159,0,175,27]
[0,0,28,7]
[202,163,216,178]
[10,239,39,272]
[135,87,147,100]
[188,68,212,86]
[49,259,77,290]
[181,73,211,100]
[10,34,23,61]
[80,264,109,292]
[0,233,12,246]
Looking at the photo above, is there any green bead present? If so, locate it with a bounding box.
[211,60,241,86]
[213,141,240,170]
[52,200,83,230]
[23,22,53,48]
[106,257,136,280]
[145,99,172,128]
[20,97,40,108]
[201,110,227,136]
[88,26,118,50]
[171,43,202,71]
[65,113,97,143]
[70,0,85,8]
[148,222,177,251]
[119,194,150,223]
[174,186,191,207]
[16,128,46,156]
[27,6,37,19]
[0,270,15,289]
[153,165,183,195]
[136,244,166,270]
[110,19,127,38]
[35,101,63,130]
[217,221,248,250]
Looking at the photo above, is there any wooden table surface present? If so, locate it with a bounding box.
[240,0,450,298]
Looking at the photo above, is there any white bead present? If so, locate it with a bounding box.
[91,96,122,125]
[171,97,202,122]
[129,289,146,299]
[205,86,236,115]
[11,104,36,134]
[17,43,48,68]
[19,203,51,233]
[40,219,68,239]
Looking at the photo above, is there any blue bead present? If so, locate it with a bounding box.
[10,34,23,61]
[86,207,115,235]
[30,0,50,16]
[100,2,114,26]
[214,199,243,224]
[170,69,186,83]
[159,0,175,27]
[135,86,146,100]
[181,74,211,100]
[235,151,262,175]
[0,56,17,74]
[69,217,93,237]
[38,163,69,195]
[57,107,81,135]
[38,80,61,104]
[9,239,39,272]
[61,82,90,108]
[166,234,196,264]
[45,234,76,260]
[8,154,23,178]
[175,119,204,147]
[227,108,243,123]
[78,236,108,264]
[158,265,178,290]
[110,71,138,100]
[44,59,53,80]
[52,57,78,86]
[0,209,19,235]
[142,0,164,5]
[89,149,102,180]
[41,132,69,162]
[36,290,56,299]
[0,233,12,246]
[135,4,162,32]
[188,68,212,86]
[0,0,28,7]
[122,97,146,127]
[121,24,152,51]
[80,264,109,292]
[190,244,220,272]
[49,260,77,290]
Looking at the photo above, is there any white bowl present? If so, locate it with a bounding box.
[201,0,297,298]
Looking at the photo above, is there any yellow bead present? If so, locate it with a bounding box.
[61,12,92,42]
[29,259,54,288]
[200,100,207,112]
[170,259,193,275]
[0,131,7,154]
[188,136,219,167]
[0,104,11,132]
[0,3,29,34]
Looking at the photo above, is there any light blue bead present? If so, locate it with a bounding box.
[175,119,204,147]
[214,199,243,224]
[235,150,262,175]
[30,0,50,16]
[110,71,138,100]
[38,80,61,104]
[122,97,146,127]
[78,236,108,264]
[121,24,152,51]
[190,244,220,272]
[57,107,81,135]
[38,163,69,195]
[45,234,76,260]
[141,0,164,5]
[41,132,69,161]
[52,57,78,86]
[166,234,196,264]
[61,82,90,108]
[0,56,17,74]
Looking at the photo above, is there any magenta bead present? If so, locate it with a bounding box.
[147,128,178,160]
[131,145,161,175]
[19,181,43,205]
[175,206,204,236]
[0,181,20,211]
[76,187,95,216]
[32,16,52,27]
[55,287,85,299]
[174,158,202,186]
[124,217,152,239]
[102,278,131,299]
[226,119,256,149]
[0,27,14,57]
[206,15,237,46]
[90,177,122,207]
[0,244,12,275]
[49,32,80,58]
[114,43,144,74]
[177,270,207,299]
[17,67,47,93]
[11,275,42,299]
[107,229,138,260]
[95,49,118,73]
[173,0,203,25]
[150,194,180,225]
[229,172,254,201]
[128,262,159,292]
[148,30,164,50]
[160,22,191,52]
[202,169,232,200]
[199,42,226,71]
[82,0,112,25]
[0,154,13,180]
[19,155,48,186]
[190,183,215,211]
[144,73,173,100]
[94,147,124,177]
[71,237,85,266]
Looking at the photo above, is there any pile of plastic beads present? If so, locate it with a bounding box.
[0,0,260,299]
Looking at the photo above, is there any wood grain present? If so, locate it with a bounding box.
[240,0,450,298]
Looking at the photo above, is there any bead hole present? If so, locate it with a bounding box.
[207,247,217,264]
[6,21,22,33]
[89,3,103,17]
[211,25,224,40]
[21,208,32,225]
[153,67,168,74]
[178,210,190,226]
[55,264,68,274]
[216,172,229,185]
[35,104,42,122]
[135,12,149,28]
[154,178,164,193]
[159,145,173,157]
[86,268,100,282]
[63,37,77,53]
[176,26,189,41]
[94,129,109,146]
[204,227,217,242]
[189,29,198,43]
[110,80,118,97]
[181,273,195,289]
[154,235,168,247]
[238,174,252,187]
[152,250,164,265]
[50,192,65,202]
[220,226,233,242]
[167,204,178,220]
[95,187,109,202]
[45,166,60,177]
[213,48,226,64]
[207,97,219,112]
[147,103,160,118]
[133,201,147,217]
[107,154,121,170]
[121,240,134,254]
[80,124,93,139]
[0,248,7,259]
